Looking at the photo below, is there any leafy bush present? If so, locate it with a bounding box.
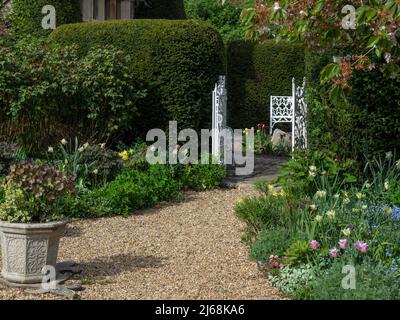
[184,0,245,42]
[135,0,186,19]
[277,150,357,197]
[249,227,292,262]
[0,141,26,174]
[50,19,225,132]
[0,161,75,222]
[309,261,400,300]
[227,40,305,129]
[0,38,145,154]
[74,165,181,218]
[9,0,81,37]
[176,162,226,191]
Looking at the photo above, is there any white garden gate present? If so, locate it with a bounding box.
[270,77,308,152]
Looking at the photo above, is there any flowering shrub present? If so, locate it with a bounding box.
[0,161,75,222]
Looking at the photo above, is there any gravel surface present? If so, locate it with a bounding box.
[0,187,282,300]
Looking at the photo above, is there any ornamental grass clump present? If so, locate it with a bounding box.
[0,161,75,223]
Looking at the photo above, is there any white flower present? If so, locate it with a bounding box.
[356,192,365,200]
[396,159,400,170]
[384,180,389,191]
[315,190,327,198]
[47,146,54,153]
[78,147,85,153]
[364,182,371,189]
[326,210,336,220]
[273,2,280,11]
[309,171,316,178]
[310,204,317,211]
[100,143,106,149]
[61,138,67,145]
[343,197,350,204]
[334,194,340,199]
[83,142,89,149]
[92,169,99,175]
[309,165,317,172]
[361,205,368,210]
[386,151,393,159]
[315,215,323,223]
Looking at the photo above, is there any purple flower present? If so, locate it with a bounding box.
[355,240,369,253]
[338,239,348,250]
[329,248,339,258]
[310,240,319,250]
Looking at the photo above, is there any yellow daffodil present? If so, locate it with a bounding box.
[342,228,351,237]
[326,210,335,220]
[119,150,129,161]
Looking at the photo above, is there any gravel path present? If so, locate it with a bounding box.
[0,187,282,300]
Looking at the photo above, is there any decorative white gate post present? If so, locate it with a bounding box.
[270,77,308,153]
[212,75,227,163]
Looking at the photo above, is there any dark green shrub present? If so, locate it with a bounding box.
[250,227,293,262]
[0,38,145,154]
[50,19,225,133]
[136,0,186,19]
[227,40,305,129]
[9,0,81,37]
[309,261,400,300]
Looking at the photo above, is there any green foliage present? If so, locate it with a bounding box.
[269,264,316,299]
[249,227,292,262]
[50,19,225,133]
[0,38,145,155]
[9,0,81,37]
[227,40,305,129]
[135,0,186,19]
[48,138,123,188]
[0,161,75,222]
[235,193,288,238]
[284,240,315,266]
[277,150,357,197]
[309,261,400,300]
[184,0,245,42]
[118,143,149,171]
[0,141,26,174]
[176,162,226,191]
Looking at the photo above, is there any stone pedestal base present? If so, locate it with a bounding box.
[0,261,83,299]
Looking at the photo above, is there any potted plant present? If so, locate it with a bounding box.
[0,161,75,284]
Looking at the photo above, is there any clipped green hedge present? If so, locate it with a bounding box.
[10,0,81,37]
[50,19,225,133]
[136,0,186,19]
[227,40,305,129]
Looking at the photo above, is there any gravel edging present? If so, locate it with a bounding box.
[0,188,282,300]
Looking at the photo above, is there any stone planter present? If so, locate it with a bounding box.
[0,220,67,284]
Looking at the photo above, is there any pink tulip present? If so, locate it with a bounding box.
[329,248,339,258]
[355,241,369,253]
[274,255,279,259]
[269,255,274,260]
[310,240,319,250]
[338,239,348,250]
[279,263,284,268]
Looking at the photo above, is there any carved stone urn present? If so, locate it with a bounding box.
[0,220,67,284]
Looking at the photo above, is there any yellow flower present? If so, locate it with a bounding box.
[384,180,389,191]
[384,207,392,215]
[343,197,350,204]
[279,190,286,197]
[92,169,99,175]
[60,138,67,145]
[268,184,274,191]
[310,204,317,211]
[47,146,54,153]
[237,198,243,205]
[272,191,278,197]
[315,190,326,198]
[361,205,368,210]
[118,150,129,161]
[342,228,351,237]
[315,215,323,223]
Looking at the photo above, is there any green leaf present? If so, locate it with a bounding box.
[320,63,340,84]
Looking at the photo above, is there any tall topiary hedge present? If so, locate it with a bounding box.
[135,0,186,19]
[10,0,81,37]
[50,19,225,133]
[227,40,305,129]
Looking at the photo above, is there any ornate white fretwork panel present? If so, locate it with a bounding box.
[212,76,227,163]
[270,77,308,152]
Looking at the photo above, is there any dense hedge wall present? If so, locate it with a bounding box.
[50,19,225,133]
[135,0,186,19]
[10,0,81,37]
[227,40,305,129]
